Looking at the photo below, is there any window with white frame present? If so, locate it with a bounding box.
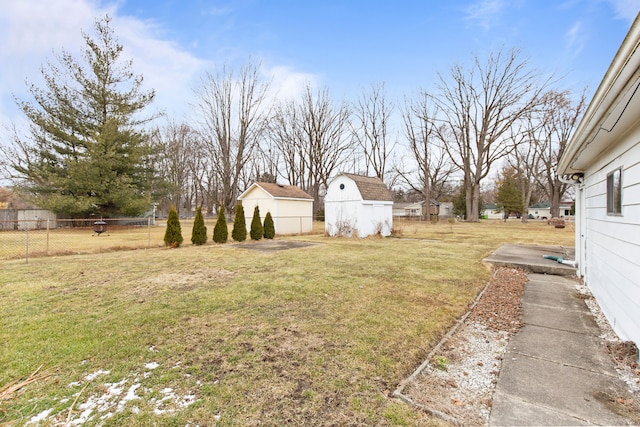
[606,168,622,215]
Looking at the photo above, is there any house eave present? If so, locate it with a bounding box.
[558,14,640,175]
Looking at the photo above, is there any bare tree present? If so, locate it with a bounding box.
[506,114,543,222]
[536,90,586,217]
[434,48,544,221]
[152,121,204,215]
[397,92,456,213]
[269,83,352,211]
[351,83,395,180]
[192,61,270,213]
[269,98,306,188]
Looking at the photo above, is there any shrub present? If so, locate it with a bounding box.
[213,205,228,243]
[164,205,183,247]
[232,202,247,242]
[250,205,263,241]
[191,206,207,245]
[263,211,275,239]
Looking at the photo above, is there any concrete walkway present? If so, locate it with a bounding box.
[485,246,635,426]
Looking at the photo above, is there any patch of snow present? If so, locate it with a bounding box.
[26,408,53,425]
[70,407,94,425]
[145,362,160,370]
[24,363,198,425]
[84,369,110,381]
[120,383,141,410]
[106,378,127,397]
[177,394,197,408]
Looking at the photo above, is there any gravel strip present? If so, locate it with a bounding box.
[397,267,640,425]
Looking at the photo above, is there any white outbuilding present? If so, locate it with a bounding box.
[558,15,640,354]
[237,182,314,235]
[324,173,393,237]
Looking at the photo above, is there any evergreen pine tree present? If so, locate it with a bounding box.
[496,168,524,220]
[191,206,207,245]
[263,211,275,239]
[250,205,263,241]
[213,205,228,243]
[164,205,183,247]
[7,16,160,218]
[231,202,247,242]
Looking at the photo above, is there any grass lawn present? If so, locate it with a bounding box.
[0,220,574,426]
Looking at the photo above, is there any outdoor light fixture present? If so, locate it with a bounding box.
[571,173,584,183]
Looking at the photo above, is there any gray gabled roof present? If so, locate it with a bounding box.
[340,173,393,201]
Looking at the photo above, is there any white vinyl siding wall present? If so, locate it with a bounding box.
[582,133,640,346]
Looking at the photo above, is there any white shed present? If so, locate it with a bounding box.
[237,182,314,235]
[558,15,640,353]
[324,173,393,237]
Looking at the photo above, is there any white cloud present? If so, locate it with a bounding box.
[0,0,208,127]
[108,14,210,119]
[464,0,506,30]
[565,20,585,56]
[606,0,640,22]
[265,65,318,102]
[0,0,323,132]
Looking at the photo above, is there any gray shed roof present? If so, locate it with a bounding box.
[340,173,393,201]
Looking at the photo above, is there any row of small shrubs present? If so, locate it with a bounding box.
[163,202,275,248]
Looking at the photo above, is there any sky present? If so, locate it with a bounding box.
[1,0,639,150]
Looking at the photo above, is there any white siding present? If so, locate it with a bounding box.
[324,175,392,237]
[275,199,313,234]
[241,186,275,228]
[581,130,640,346]
[239,185,313,235]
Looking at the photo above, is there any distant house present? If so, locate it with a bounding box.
[392,202,411,218]
[557,16,640,353]
[527,201,574,220]
[404,201,423,218]
[237,182,314,235]
[439,202,454,218]
[403,199,441,219]
[481,203,504,220]
[324,173,393,237]
[0,209,57,230]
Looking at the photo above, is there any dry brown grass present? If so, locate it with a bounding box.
[0,220,574,426]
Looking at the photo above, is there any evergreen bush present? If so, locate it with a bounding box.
[250,205,263,241]
[164,205,183,247]
[263,211,275,239]
[191,206,207,245]
[231,202,247,242]
[213,205,228,243]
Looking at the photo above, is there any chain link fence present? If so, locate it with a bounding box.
[0,217,168,262]
[0,215,319,262]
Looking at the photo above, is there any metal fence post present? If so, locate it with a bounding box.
[25,228,29,264]
[46,219,50,255]
[147,217,151,248]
